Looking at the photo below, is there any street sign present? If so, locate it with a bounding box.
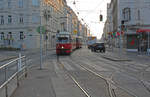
[36,26,46,34]
[74,30,77,34]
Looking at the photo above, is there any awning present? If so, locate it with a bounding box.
[136,29,150,33]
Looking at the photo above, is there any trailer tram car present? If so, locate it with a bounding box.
[76,36,82,49]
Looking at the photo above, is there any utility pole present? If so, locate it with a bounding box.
[39,0,43,70]
[148,32,150,55]
[40,26,43,70]
[45,6,48,57]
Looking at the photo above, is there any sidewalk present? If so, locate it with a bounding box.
[104,47,150,63]
[10,55,86,97]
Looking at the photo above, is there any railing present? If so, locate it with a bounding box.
[0,53,27,97]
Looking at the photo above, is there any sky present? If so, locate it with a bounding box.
[66,0,111,39]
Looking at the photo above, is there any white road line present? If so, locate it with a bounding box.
[146,67,150,71]
[83,61,109,71]
[70,60,85,70]
[126,62,148,67]
[52,61,59,70]
[61,61,74,70]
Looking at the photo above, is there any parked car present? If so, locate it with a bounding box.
[91,42,105,53]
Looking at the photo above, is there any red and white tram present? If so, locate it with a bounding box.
[56,32,74,55]
[56,31,82,55]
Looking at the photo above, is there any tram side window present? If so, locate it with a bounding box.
[57,37,69,43]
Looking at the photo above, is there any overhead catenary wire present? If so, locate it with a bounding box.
[67,0,106,19]
[83,0,106,18]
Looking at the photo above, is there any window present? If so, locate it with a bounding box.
[7,32,12,39]
[18,0,23,8]
[137,10,140,20]
[0,2,4,9]
[20,32,24,40]
[32,0,39,6]
[19,16,24,23]
[0,32,4,40]
[61,22,65,31]
[8,0,12,8]
[8,15,12,24]
[122,8,131,21]
[0,16,4,24]
[7,32,12,45]
[32,14,40,23]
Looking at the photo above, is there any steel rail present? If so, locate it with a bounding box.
[69,74,91,97]
[68,56,114,97]
[69,54,139,97]
[71,56,138,97]
[79,63,114,97]
[91,54,144,97]
[59,59,113,97]
[59,62,91,97]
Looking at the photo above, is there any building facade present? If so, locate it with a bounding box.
[0,0,88,50]
[0,0,66,49]
[103,0,150,52]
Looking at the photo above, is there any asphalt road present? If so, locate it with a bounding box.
[56,48,150,97]
[2,48,150,97]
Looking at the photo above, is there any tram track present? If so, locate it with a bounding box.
[56,48,149,97]
[94,53,150,95]
[68,52,138,97]
[58,60,91,97]
[57,56,118,97]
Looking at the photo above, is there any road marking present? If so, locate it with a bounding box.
[126,62,148,67]
[83,61,109,71]
[69,60,85,70]
[59,61,91,97]
[53,61,59,70]
[61,61,74,70]
[146,67,150,72]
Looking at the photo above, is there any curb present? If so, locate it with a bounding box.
[102,56,132,62]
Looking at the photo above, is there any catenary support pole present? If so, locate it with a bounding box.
[40,26,43,69]
[148,32,150,55]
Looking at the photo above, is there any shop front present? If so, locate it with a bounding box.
[136,29,150,55]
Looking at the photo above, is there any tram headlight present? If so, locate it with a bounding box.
[62,46,64,49]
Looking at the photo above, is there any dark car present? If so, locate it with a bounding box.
[91,42,105,53]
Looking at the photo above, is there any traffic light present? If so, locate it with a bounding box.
[121,20,124,25]
[121,20,125,31]
[100,15,103,21]
[121,25,125,31]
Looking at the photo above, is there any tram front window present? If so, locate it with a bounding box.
[57,37,69,43]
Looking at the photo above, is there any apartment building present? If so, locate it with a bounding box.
[0,0,66,49]
[104,0,150,52]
